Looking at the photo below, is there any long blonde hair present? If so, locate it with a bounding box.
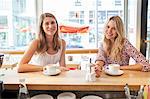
[104,16,125,61]
[37,13,60,53]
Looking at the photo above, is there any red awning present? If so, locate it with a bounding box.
[19,25,89,33]
[59,25,89,33]
[20,26,31,33]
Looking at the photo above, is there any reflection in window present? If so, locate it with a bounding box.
[80,11,84,18]
[0,16,8,27]
[97,0,102,6]
[69,11,76,18]
[89,11,95,24]
[89,11,94,18]
[0,0,9,10]
[75,0,82,6]
[115,0,122,6]
[0,32,7,47]
[98,11,106,24]
[107,11,119,18]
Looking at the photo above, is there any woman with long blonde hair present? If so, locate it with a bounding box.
[94,16,150,77]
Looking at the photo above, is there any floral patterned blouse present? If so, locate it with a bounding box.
[96,39,150,72]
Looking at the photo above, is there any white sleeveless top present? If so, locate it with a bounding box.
[29,40,63,66]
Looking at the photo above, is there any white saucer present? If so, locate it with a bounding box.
[43,69,61,76]
[105,69,124,76]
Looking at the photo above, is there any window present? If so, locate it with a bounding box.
[43,0,125,49]
[89,11,95,24]
[127,0,138,47]
[0,0,140,52]
[115,0,122,6]
[97,0,102,6]
[0,16,7,27]
[107,11,119,18]
[0,0,9,10]
[75,0,82,6]
[0,0,36,50]
[0,32,7,47]
[97,11,106,24]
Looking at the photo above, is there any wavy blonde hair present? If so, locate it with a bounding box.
[37,13,60,53]
[104,16,125,61]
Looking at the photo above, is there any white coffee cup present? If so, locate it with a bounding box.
[43,64,58,75]
[108,64,120,73]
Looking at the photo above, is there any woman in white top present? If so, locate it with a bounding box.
[18,13,68,73]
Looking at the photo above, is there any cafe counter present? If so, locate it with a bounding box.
[1,69,150,91]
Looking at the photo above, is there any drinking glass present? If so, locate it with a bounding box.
[18,78,30,99]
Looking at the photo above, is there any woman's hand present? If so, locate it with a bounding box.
[59,66,69,71]
[94,64,102,78]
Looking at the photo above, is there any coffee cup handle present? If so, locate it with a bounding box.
[43,67,47,71]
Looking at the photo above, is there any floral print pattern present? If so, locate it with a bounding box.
[96,39,150,72]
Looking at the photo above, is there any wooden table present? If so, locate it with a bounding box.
[1,69,150,91]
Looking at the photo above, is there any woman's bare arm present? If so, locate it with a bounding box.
[120,64,142,71]
[18,39,43,73]
[59,39,66,67]
[59,39,69,71]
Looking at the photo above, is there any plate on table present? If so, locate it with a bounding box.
[43,69,61,76]
[104,69,124,76]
